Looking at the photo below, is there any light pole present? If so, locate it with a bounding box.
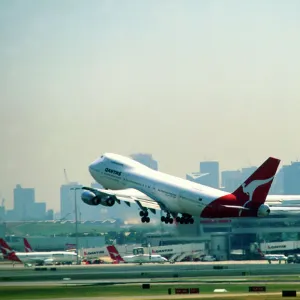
[71,187,81,265]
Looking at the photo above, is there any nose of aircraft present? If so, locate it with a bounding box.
[89,159,99,177]
[89,156,104,177]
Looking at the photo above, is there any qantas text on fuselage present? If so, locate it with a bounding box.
[80,153,289,224]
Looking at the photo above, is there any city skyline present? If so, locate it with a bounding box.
[1,1,300,211]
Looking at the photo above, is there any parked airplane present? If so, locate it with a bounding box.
[107,245,168,264]
[82,153,300,224]
[0,238,80,265]
[256,246,287,263]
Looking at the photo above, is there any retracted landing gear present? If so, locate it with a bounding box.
[176,214,194,224]
[139,210,150,223]
[161,212,174,224]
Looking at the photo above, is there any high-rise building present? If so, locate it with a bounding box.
[13,184,35,221]
[283,162,300,194]
[0,206,5,221]
[60,182,81,221]
[270,167,284,194]
[130,153,158,170]
[186,173,210,185]
[61,182,106,221]
[241,167,257,181]
[34,202,46,220]
[221,170,242,192]
[199,161,219,189]
[46,209,54,220]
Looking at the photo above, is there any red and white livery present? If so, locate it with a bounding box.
[24,238,33,253]
[82,153,300,224]
[107,245,167,264]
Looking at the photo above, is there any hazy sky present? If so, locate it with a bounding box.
[1,0,300,211]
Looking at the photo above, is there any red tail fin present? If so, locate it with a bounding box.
[257,247,265,258]
[24,238,33,252]
[232,157,280,205]
[0,238,13,256]
[0,238,21,262]
[106,245,124,263]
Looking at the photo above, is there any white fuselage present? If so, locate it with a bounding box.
[89,154,228,217]
[264,254,287,261]
[13,251,79,264]
[122,254,168,264]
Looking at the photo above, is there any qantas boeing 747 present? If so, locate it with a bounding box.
[81,153,300,224]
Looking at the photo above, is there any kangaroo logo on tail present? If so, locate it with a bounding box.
[241,176,274,202]
[24,238,33,252]
[106,245,124,263]
[238,176,274,216]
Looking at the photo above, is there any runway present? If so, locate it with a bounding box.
[0,260,270,269]
[8,293,289,300]
[0,260,299,282]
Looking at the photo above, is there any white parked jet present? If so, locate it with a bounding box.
[256,246,287,263]
[107,245,168,264]
[0,238,80,265]
[82,153,300,224]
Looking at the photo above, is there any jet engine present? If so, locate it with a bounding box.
[81,191,115,207]
[257,204,271,217]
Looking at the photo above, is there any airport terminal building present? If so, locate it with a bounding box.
[148,211,300,261]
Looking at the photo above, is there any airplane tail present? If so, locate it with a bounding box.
[106,245,124,263]
[0,238,20,262]
[232,157,280,206]
[0,238,13,256]
[24,238,33,252]
[256,247,265,258]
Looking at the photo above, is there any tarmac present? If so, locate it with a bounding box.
[9,293,287,300]
[1,261,299,299]
[0,260,299,282]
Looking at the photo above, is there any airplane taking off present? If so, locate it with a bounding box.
[0,238,80,265]
[82,153,300,224]
[107,245,168,264]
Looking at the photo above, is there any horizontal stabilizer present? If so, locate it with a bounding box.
[270,206,300,211]
[222,205,250,210]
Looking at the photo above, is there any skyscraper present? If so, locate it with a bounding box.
[199,161,219,189]
[60,182,81,220]
[221,170,242,192]
[241,166,257,181]
[13,184,35,221]
[130,153,158,170]
[283,162,300,194]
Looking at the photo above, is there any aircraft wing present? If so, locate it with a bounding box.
[221,205,250,210]
[82,187,161,213]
